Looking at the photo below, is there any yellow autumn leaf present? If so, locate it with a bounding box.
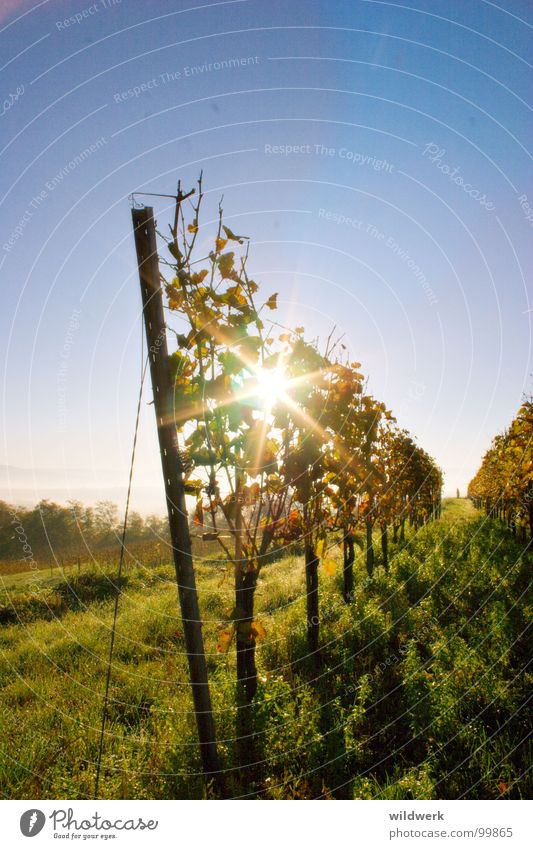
[191,269,208,285]
[265,293,278,310]
[322,557,337,576]
[222,225,248,243]
[216,626,234,654]
[218,252,235,279]
[250,619,267,640]
[187,221,198,233]
[215,237,228,253]
[316,539,326,558]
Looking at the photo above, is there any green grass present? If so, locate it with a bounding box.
[0,501,530,800]
[440,497,479,522]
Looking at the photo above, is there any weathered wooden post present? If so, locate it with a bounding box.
[131,205,220,780]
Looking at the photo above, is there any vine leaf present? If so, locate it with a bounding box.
[218,252,235,279]
[250,620,267,641]
[322,557,337,576]
[193,499,204,526]
[216,626,235,653]
[222,225,248,243]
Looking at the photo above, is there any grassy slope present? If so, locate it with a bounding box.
[0,500,530,800]
[440,497,479,522]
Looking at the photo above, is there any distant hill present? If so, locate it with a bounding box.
[0,464,166,514]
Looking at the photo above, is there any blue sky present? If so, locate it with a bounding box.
[1,0,531,511]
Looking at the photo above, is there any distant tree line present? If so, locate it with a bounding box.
[0,499,168,562]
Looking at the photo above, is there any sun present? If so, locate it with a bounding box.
[253,365,289,411]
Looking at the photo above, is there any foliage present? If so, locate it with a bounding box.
[468,399,533,539]
[157,178,443,708]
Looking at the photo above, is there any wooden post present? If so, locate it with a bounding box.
[131,206,220,779]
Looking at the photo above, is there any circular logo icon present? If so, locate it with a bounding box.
[20,810,46,837]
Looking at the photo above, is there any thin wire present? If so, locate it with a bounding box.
[129,189,196,208]
[133,191,179,199]
[94,329,149,799]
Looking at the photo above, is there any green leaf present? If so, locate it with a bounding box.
[218,350,242,375]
